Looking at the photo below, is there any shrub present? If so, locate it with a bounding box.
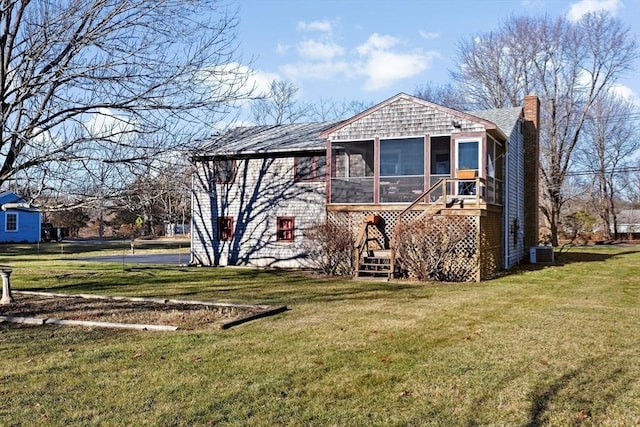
[392,216,475,282]
[303,221,355,276]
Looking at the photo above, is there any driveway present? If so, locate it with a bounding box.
[75,253,190,265]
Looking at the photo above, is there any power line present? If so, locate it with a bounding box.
[565,166,640,177]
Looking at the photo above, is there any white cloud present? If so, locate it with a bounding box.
[199,62,257,101]
[199,63,279,102]
[276,27,441,93]
[297,20,332,33]
[280,60,350,81]
[297,39,345,61]
[247,69,281,97]
[567,0,622,22]
[520,0,545,9]
[356,33,399,56]
[355,33,439,91]
[357,49,439,91]
[419,30,440,40]
[84,108,135,140]
[276,43,290,55]
[610,84,640,105]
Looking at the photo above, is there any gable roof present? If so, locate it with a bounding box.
[320,93,510,141]
[0,191,26,205]
[195,94,526,158]
[196,122,337,157]
[0,191,39,212]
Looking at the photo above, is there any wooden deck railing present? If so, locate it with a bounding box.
[390,177,489,277]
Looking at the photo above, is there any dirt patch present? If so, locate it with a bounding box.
[0,292,269,330]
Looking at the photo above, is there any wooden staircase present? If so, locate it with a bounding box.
[355,249,392,280]
[353,216,394,281]
[351,177,486,281]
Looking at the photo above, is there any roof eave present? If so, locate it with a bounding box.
[192,145,327,160]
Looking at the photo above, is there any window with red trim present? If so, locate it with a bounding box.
[294,155,326,182]
[217,217,234,241]
[276,216,295,242]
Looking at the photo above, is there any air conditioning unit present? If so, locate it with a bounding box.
[530,246,554,265]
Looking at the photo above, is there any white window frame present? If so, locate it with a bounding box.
[455,138,481,172]
[454,138,482,197]
[5,212,18,232]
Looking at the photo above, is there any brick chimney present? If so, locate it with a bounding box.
[522,94,540,249]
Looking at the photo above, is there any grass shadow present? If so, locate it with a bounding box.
[525,355,633,426]
[499,247,640,278]
[14,265,421,306]
[553,249,640,266]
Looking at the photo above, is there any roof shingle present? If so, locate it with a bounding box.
[197,122,337,156]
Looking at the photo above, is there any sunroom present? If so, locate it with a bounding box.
[327,133,504,208]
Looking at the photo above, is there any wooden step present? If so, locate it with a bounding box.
[371,249,391,258]
[355,255,393,280]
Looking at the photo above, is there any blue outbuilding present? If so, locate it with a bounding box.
[0,192,41,243]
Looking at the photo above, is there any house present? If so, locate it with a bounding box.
[0,192,42,243]
[612,209,640,240]
[190,93,540,281]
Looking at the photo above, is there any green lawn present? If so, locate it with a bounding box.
[1,245,639,426]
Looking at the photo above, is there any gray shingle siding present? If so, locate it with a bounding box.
[191,156,325,268]
[191,93,534,271]
[328,97,487,140]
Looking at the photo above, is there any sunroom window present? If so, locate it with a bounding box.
[330,140,374,203]
[379,137,425,203]
[456,139,480,196]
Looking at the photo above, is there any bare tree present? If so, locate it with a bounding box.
[452,13,638,245]
[414,82,469,111]
[252,80,371,125]
[113,155,192,236]
[307,98,372,122]
[623,163,640,207]
[575,92,640,239]
[251,80,308,125]
[0,0,250,204]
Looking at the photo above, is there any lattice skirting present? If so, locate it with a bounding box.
[328,208,502,281]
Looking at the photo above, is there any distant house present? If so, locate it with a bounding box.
[190,93,540,281]
[0,192,41,243]
[613,210,640,240]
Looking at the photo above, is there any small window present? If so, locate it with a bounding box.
[213,159,236,184]
[295,155,326,182]
[217,217,234,241]
[5,213,17,232]
[276,216,295,242]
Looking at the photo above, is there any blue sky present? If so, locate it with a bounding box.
[236,0,640,108]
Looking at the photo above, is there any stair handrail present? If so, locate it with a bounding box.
[390,176,487,280]
[398,178,446,220]
[391,178,446,280]
[354,219,371,276]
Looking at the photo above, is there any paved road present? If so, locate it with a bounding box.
[76,253,190,265]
